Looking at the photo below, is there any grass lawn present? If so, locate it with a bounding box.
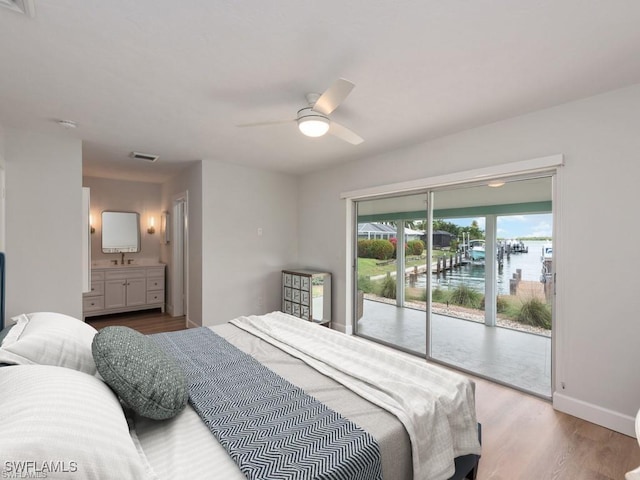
[357,250,453,278]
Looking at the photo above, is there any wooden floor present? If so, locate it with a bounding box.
[86,310,640,480]
[86,309,187,335]
[473,378,639,479]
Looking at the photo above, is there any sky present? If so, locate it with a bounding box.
[447,214,553,239]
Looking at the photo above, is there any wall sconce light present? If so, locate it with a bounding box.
[147,217,156,234]
[89,214,95,234]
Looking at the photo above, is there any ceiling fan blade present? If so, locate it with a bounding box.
[236,119,295,128]
[329,121,364,145]
[313,78,355,115]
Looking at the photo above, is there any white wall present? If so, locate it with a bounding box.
[298,83,640,436]
[161,162,203,325]
[201,160,298,325]
[0,127,5,252]
[83,176,162,263]
[5,129,83,319]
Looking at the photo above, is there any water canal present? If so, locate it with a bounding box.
[412,240,551,295]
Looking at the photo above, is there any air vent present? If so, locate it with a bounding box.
[0,0,36,17]
[130,152,159,162]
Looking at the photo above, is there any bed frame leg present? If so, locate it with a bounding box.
[450,423,481,480]
[466,422,482,479]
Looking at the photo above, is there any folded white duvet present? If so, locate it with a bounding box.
[230,311,481,480]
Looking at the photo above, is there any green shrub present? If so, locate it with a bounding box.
[357,239,373,258]
[379,275,396,299]
[496,295,508,313]
[431,287,450,304]
[516,297,552,329]
[407,239,424,256]
[357,276,376,294]
[449,284,483,308]
[369,239,394,260]
[405,287,427,302]
[357,239,394,260]
[480,295,508,313]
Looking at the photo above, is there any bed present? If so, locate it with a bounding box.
[0,274,481,479]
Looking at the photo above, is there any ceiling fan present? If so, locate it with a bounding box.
[237,78,364,145]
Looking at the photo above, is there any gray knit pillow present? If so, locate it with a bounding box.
[92,326,188,420]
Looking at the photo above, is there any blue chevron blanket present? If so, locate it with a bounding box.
[151,327,382,480]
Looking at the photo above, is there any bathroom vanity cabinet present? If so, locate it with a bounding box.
[83,264,165,320]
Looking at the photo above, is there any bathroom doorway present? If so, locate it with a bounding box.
[171,192,188,318]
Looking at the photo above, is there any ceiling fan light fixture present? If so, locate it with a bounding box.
[298,116,330,137]
[297,108,330,137]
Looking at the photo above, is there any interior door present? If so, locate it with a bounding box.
[172,194,187,317]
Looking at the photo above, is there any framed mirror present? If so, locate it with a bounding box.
[101,211,140,253]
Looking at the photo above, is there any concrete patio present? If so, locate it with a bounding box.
[356,299,551,397]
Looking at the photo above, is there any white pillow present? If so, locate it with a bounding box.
[0,312,97,374]
[0,365,156,480]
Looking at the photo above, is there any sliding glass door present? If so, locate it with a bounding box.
[353,175,554,398]
[428,177,553,397]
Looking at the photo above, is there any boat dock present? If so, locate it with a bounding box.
[371,253,465,283]
[408,253,465,285]
[371,240,536,285]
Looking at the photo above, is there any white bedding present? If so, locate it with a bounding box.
[230,312,481,480]
[134,312,480,480]
[133,403,244,479]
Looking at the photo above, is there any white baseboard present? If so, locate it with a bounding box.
[554,392,637,437]
[330,321,351,334]
[185,317,199,329]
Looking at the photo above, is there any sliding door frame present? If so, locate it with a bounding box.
[344,155,564,396]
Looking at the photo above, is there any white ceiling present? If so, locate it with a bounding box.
[1,1,640,183]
